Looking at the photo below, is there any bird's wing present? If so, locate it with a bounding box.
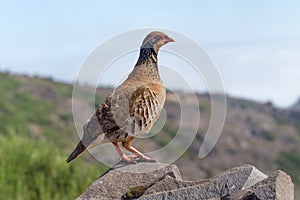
[126,83,166,136]
[80,94,115,147]
[81,112,106,146]
[66,102,108,163]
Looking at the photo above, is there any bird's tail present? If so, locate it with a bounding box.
[66,141,86,163]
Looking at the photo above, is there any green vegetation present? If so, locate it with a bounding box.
[0,73,107,199]
[0,132,105,200]
[239,100,249,109]
[204,166,214,178]
[274,116,285,126]
[276,150,300,184]
[94,94,105,109]
[199,102,209,112]
[152,123,178,147]
[263,131,276,141]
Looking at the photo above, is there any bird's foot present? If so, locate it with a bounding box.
[138,155,157,162]
[120,154,138,163]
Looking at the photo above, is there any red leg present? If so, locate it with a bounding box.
[122,139,157,162]
[112,142,137,163]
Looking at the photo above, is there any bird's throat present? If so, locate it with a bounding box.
[136,48,158,66]
[129,48,161,82]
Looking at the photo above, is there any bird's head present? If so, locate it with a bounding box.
[141,31,175,53]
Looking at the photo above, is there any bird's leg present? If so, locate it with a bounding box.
[124,145,157,162]
[112,142,137,163]
[122,138,157,162]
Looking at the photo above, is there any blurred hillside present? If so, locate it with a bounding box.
[291,98,300,112]
[0,72,107,200]
[0,72,300,198]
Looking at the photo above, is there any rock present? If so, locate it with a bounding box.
[223,170,294,200]
[77,162,294,200]
[140,165,267,200]
[76,161,181,200]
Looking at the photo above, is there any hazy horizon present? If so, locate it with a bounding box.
[2,69,298,110]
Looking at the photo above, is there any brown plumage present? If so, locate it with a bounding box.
[66,31,174,163]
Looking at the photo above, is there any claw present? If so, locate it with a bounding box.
[120,154,138,163]
[139,155,157,162]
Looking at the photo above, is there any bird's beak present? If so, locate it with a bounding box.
[166,37,175,43]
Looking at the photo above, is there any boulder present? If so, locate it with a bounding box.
[77,162,294,200]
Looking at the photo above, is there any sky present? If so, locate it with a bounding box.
[0,1,300,107]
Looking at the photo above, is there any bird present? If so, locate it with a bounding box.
[66,31,174,163]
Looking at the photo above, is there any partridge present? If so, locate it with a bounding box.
[66,31,174,163]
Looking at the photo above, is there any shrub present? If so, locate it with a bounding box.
[0,132,106,200]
